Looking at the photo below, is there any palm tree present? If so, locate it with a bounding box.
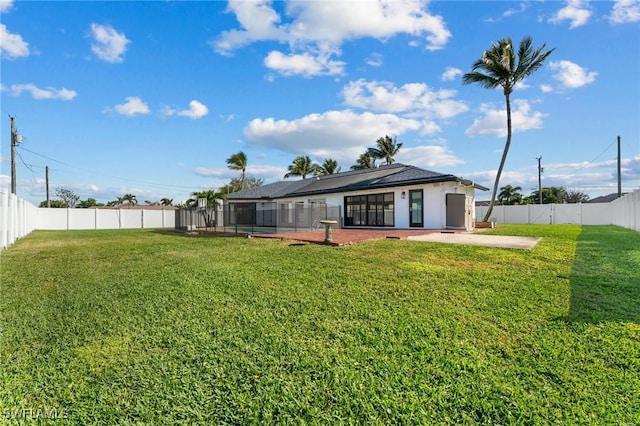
[187,189,221,208]
[367,135,402,165]
[122,193,137,208]
[463,36,554,221]
[284,156,319,179]
[226,151,248,190]
[498,185,523,205]
[314,158,341,176]
[160,198,173,206]
[350,152,376,170]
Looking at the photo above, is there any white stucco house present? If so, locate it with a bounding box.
[225,163,488,231]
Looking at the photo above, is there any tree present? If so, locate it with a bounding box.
[226,151,248,189]
[122,193,137,208]
[77,198,104,208]
[219,176,263,197]
[186,189,222,208]
[530,186,565,204]
[284,156,319,179]
[39,199,67,208]
[498,185,523,205]
[107,197,124,207]
[367,135,402,165]
[314,158,341,176]
[463,36,554,222]
[350,152,376,170]
[160,198,173,206]
[54,187,80,208]
[562,189,589,203]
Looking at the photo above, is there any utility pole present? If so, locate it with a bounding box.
[536,156,543,204]
[10,116,16,194]
[46,166,51,207]
[9,115,23,195]
[617,136,622,198]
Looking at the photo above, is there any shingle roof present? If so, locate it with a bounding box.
[226,163,488,200]
[588,193,626,203]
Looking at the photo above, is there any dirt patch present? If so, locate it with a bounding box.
[407,233,541,250]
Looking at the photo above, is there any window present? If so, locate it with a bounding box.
[345,193,394,227]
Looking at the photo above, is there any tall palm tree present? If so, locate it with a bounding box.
[367,135,402,165]
[160,197,173,206]
[284,156,319,179]
[314,158,341,176]
[350,152,376,170]
[122,193,137,208]
[498,184,523,205]
[463,36,554,221]
[226,151,248,190]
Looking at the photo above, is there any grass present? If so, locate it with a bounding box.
[1,225,638,424]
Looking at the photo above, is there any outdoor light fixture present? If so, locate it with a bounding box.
[401,191,406,199]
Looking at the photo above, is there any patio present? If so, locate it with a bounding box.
[253,228,461,246]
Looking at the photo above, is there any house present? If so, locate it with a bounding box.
[588,193,626,203]
[225,163,488,231]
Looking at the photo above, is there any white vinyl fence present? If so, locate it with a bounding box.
[0,191,38,251]
[477,189,639,232]
[36,208,175,230]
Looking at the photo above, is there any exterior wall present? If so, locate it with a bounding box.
[244,181,478,230]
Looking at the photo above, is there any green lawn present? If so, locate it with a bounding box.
[1,225,638,424]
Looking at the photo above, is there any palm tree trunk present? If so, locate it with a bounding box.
[483,93,513,222]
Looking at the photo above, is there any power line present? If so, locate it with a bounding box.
[16,145,200,190]
[556,139,617,180]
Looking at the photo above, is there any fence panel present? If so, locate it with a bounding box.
[0,191,38,251]
[611,189,639,231]
[36,208,176,230]
[581,203,611,225]
[476,191,639,231]
[96,209,121,229]
[68,209,96,230]
[553,204,581,224]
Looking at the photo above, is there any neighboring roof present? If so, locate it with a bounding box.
[227,164,488,201]
[588,193,626,203]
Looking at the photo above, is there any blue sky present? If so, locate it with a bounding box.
[1,0,639,206]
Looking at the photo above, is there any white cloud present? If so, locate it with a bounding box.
[243,109,422,163]
[213,0,451,77]
[90,23,130,63]
[549,60,597,88]
[540,84,554,93]
[194,164,286,182]
[441,67,462,82]
[162,100,209,119]
[213,0,288,54]
[0,23,29,59]
[549,0,592,28]
[609,0,640,23]
[0,0,13,13]
[6,83,77,100]
[465,100,547,137]
[192,167,232,178]
[483,2,529,23]
[396,145,464,169]
[112,97,150,116]
[366,52,383,67]
[341,79,468,121]
[503,2,529,17]
[264,49,345,77]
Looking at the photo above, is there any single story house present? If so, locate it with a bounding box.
[225,163,488,231]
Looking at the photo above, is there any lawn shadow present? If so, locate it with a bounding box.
[564,226,640,324]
